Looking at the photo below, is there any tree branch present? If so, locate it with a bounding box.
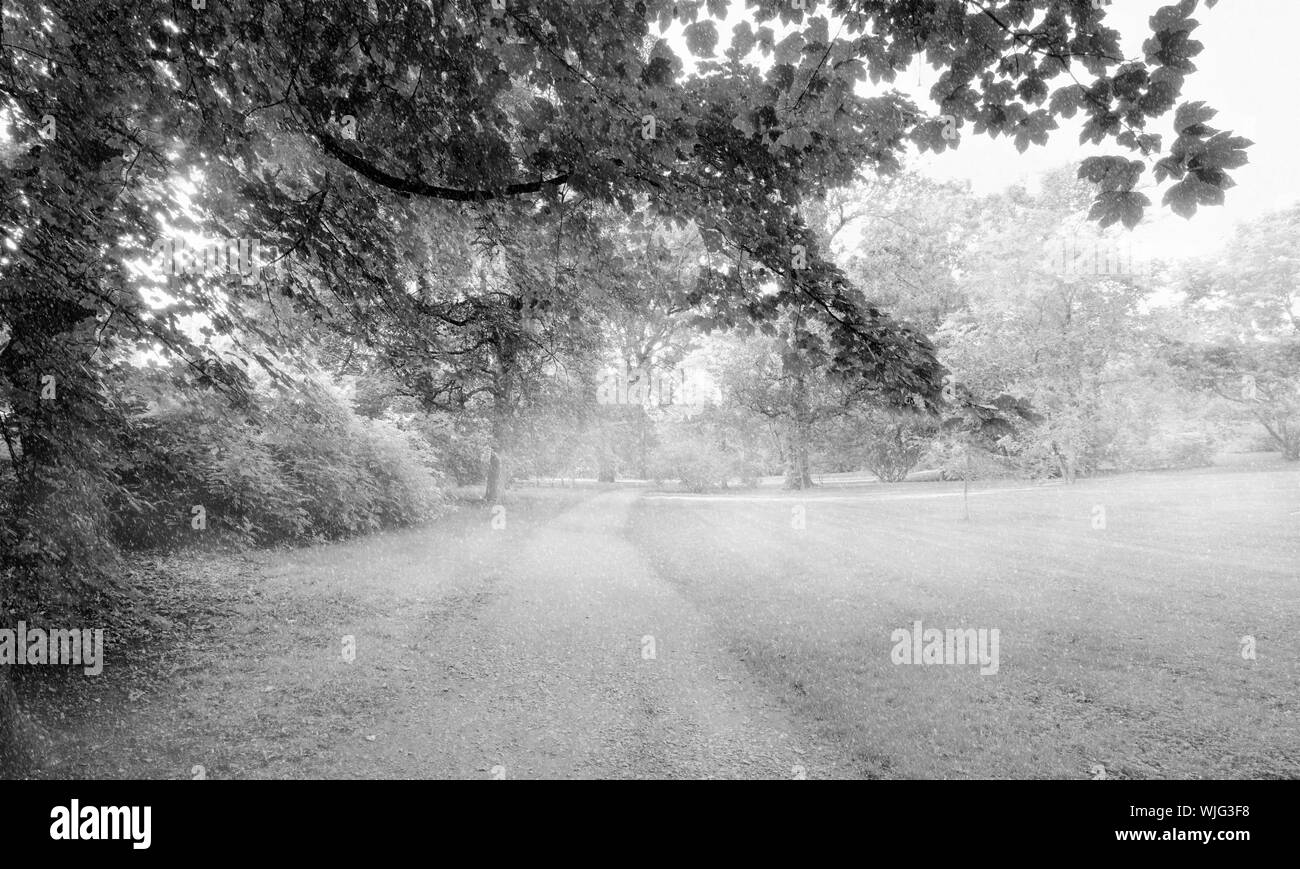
[315,133,569,202]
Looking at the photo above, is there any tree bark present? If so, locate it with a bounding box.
[636,409,650,480]
[1258,415,1300,460]
[0,672,29,778]
[782,372,814,489]
[485,449,506,502]
[484,322,519,502]
[782,424,814,489]
[963,447,971,520]
[596,417,617,482]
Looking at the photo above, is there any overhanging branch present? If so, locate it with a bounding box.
[316,133,570,201]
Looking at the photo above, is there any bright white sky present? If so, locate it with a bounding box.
[667,0,1296,262]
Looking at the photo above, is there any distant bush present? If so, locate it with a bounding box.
[646,417,766,492]
[1237,429,1281,454]
[861,416,936,482]
[730,459,764,488]
[815,410,938,482]
[1000,437,1064,480]
[924,436,1024,481]
[978,426,1217,479]
[412,410,490,486]
[649,441,730,492]
[1112,430,1216,471]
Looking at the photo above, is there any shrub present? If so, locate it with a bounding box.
[353,415,445,526]
[107,371,444,548]
[649,441,730,492]
[110,384,308,547]
[924,435,1023,481]
[816,409,938,482]
[861,417,935,482]
[1123,430,1216,471]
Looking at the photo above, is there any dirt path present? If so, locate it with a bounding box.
[31,489,858,779]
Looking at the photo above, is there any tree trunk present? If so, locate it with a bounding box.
[484,324,519,502]
[484,393,510,502]
[1275,421,1299,460]
[0,672,29,778]
[636,410,650,480]
[798,430,813,487]
[963,447,971,521]
[782,371,814,489]
[782,420,814,489]
[485,449,506,502]
[597,419,617,482]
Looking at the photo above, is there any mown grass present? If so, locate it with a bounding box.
[628,460,1300,779]
[18,487,595,779]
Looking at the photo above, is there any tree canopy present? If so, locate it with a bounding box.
[4,0,1248,407]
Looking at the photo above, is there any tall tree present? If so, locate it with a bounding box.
[940,171,1152,480]
[1169,205,1300,459]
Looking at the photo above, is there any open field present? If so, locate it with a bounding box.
[628,459,1300,778]
[20,461,1299,779]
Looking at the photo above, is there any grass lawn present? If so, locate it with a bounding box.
[20,487,596,779]
[627,460,1300,779]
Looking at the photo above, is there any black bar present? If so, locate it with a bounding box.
[4,781,1286,856]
